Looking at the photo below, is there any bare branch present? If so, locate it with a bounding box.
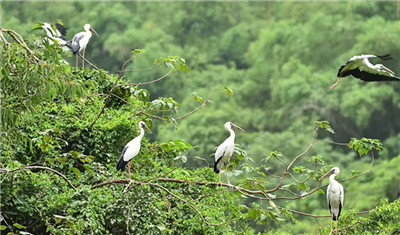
[148,182,232,226]
[0,166,76,190]
[122,62,164,72]
[78,53,100,71]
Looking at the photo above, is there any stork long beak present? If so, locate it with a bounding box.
[381,65,394,75]
[319,169,333,182]
[232,124,245,133]
[143,124,152,134]
[90,27,99,37]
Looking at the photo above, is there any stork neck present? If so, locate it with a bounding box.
[329,174,337,184]
[138,127,145,139]
[229,128,236,140]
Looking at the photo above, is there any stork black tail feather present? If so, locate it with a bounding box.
[332,214,338,221]
[378,54,392,60]
[116,157,127,171]
[213,163,220,173]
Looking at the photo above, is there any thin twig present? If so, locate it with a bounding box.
[0,166,76,190]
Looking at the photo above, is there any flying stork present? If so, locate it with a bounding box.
[330,54,400,89]
[34,22,71,51]
[214,122,245,185]
[319,167,344,235]
[71,24,99,69]
[116,121,152,181]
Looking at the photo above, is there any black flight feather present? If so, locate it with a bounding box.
[351,69,400,82]
[116,145,129,171]
[55,23,67,40]
[214,149,227,174]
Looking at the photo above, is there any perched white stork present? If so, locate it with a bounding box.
[330,54,400,89]
[116,121,152,181]
[71,24,99,69]
[214,122,245,185]
[34,22,71,51]
[320,167,344,234]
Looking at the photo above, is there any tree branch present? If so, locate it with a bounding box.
[0,166,76,190]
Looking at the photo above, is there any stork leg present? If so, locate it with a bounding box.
[330,75,342,89]
[225,162,231,185]
[82,48,86,69]
[329,208,334,235]
[128,161,131,181]
[76,54,78,68]
[334,205,340,234]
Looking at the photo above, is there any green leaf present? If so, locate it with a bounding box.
[83,164,95,176]
[54,215,66,224]
[13,223,26,229]
[298,183,307,191]
[31,23,44,31]
[192,93,203,103]
[165,62,174,71]
[315,121,335,134]
[0,226,6,230]
[132,49,145,54]
[157,226,166,231]
[69,167,81,179]
[224,86,233,96]
[173,155,187,163]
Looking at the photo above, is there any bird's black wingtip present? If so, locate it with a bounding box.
[378,54,392,60]
[213,164,220,174]
[116,158,127,172]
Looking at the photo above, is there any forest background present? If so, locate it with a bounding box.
[1,1,400,234]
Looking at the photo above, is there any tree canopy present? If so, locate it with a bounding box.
[1,1,400,235]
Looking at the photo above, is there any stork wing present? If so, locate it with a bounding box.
[214,145,228,173]
[116,145,130,171]
[338,184,344,219]
[72,33,85,54]
[55,23,68,40]
[338,54,392,77]
[351,67,400,82]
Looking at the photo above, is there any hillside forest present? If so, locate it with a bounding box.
[1,1,400,235]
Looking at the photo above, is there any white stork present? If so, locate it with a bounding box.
[320,167,344,234]
[38,22,71,51]
[214,122,245,185]
[71,24,99,69]
[330,54,400,89]
[116,121,152,181]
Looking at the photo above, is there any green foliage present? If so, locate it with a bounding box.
[1,1,400,234]
[348,137,383,157]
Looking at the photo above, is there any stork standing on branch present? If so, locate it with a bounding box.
[330,54,400,89]
[72,24,99,69]
[320,167,344,235]
[116,121,152,181]
[214,122,245,185]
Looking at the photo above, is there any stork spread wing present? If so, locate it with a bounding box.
[55,23,67,40]
[350,68,400,82]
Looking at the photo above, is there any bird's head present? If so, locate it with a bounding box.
[225,122,245,133]
[319,167,340,181]
[138,121,152,134]
[376,64,394,75]
[84,24,99,37]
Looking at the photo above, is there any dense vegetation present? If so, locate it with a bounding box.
[1,1,400,234]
